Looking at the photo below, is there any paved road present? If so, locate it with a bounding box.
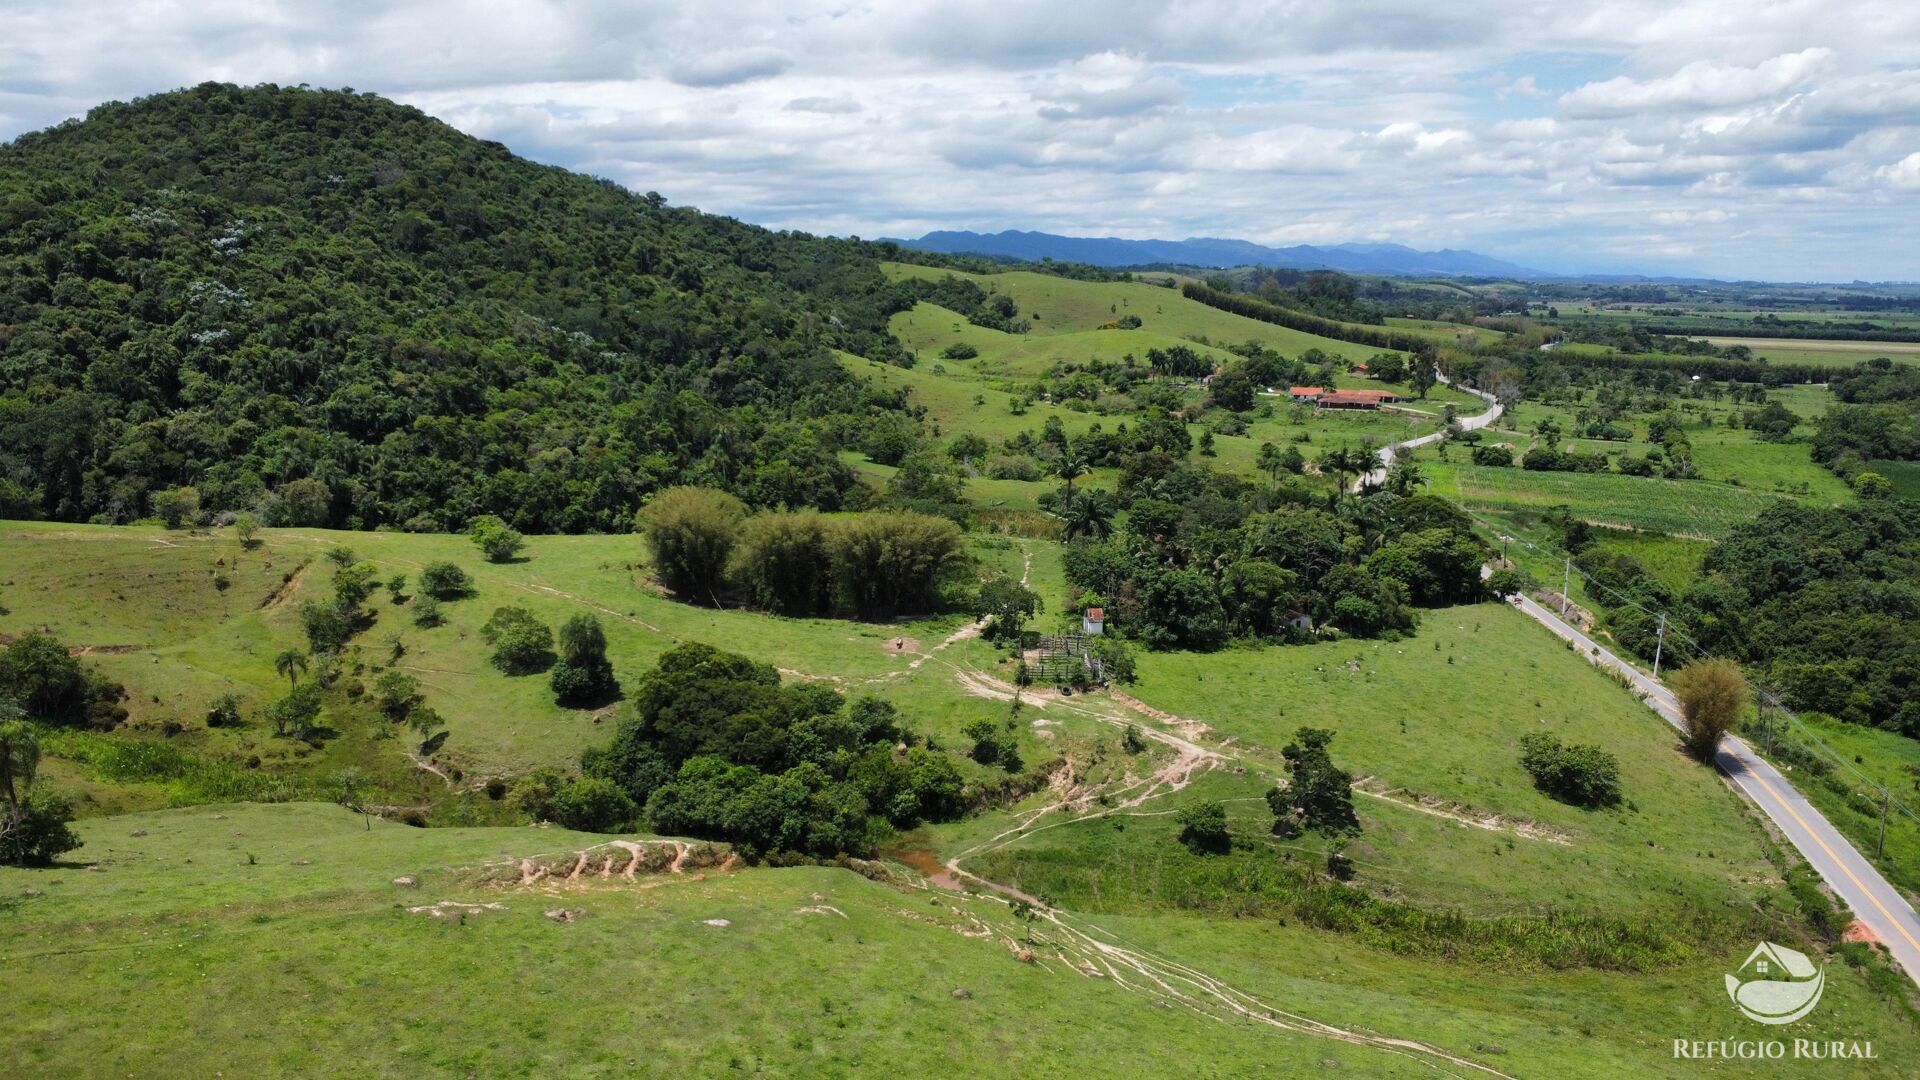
[1354,375,1503,491]
[1506,590,1920,985]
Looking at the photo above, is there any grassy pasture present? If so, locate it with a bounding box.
[1700,336,1920,368]
[7,795,1914,1077]
[881,263,1389,363]
[1118,603,1780,917]
[1415,460,1794,539]
[0,521,1051,787]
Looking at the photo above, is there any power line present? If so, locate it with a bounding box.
[1463,504,1920,832]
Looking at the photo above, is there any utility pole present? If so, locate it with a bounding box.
[1561,557,1571,616]
[1652,613,1667,678]
[1879,787,1890,858]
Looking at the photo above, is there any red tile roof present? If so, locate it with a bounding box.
[1085,608,1105,620]
[1320,390,1384,406]
[1288,386,1324,396]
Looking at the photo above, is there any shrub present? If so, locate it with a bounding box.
[0,632,125,728]
[418,561,473,600]
[0,633,90,724]
[205,694,243,728]
[1485,567,1531,598]
[266,684,323,739]
[637,487,746,602]
[1518,733,1622,807]
[298,600,356,653]
[1,790,80,866]
[232,512,261,548]
[467,514,526,562]
[1471,445,1514,467]
[150,486,200,528]
[411,595,444,628]
[480,607,554,674]
[546,776,638,832]
[372,670,423,721]
[550,614,618,705]
[1176,800,1230,854]
[827,511,966,619]
[984,453,1042,481]
[962,717,1013,767]
[940,342,979,360]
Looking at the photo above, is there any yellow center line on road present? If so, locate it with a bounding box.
[1524,594,1920,966]
[1743,765,1920,957]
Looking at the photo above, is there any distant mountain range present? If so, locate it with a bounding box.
[888,229,1552,279]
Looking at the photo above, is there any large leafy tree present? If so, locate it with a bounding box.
[1272,727,1360,836]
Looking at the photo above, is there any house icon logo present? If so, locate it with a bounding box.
[1726,942,1825,1024]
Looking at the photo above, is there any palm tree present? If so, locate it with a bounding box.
[1054,452,1088,527]
[1063,491,1115,541]
[1316,446,1360,491]
[274,649,308,693]
[1256,442,1281,483]
[1385,459,1426,495]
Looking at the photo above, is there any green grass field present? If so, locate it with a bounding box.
[1418,461,1795,539]
[882,263,1390,364]
[1115,603,1780,916]
[0,521,1052,792]
[0,803,1449,1078]
[1405,381,1850,539]
[9,523,1920,1076]
[1700,337,1920,368]
[7,795,1913,1078]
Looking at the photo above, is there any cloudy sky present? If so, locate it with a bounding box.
[4,1,1919,279]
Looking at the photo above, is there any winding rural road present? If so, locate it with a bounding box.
[1354,373,1503,491]
[1507,590,1920,986]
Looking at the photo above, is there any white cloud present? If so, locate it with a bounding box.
[668,48,793,88]
[1879,152,1920,190]
[0,1,1916,278]
[1559,47,1836,117]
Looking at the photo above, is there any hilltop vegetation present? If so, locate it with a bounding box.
[0,83,923,531]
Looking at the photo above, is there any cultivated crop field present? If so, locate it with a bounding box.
[1420,461,1794,538]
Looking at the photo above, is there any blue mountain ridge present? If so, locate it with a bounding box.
[886,229,1552,279]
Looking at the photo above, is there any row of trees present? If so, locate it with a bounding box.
[637,488,969,619]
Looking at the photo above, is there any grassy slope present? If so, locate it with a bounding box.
[6,802,1912,1079]
[1116,603,1778,916]
[0,803,1414,1078]
[882,263,1389,363]
[0,521,1047,788]
[863,265,1489,497]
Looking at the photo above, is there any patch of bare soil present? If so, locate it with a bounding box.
[468,839,732,892]
[1844,920,1882,949]
[1351,777,1574,844]
[1528,589,1595,632]
[259,562,311,609]
[886,635,923,655]
[408,900,506,919]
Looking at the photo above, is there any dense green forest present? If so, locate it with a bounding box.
[0,83,932,531]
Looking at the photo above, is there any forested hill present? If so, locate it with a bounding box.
[0,83,916,532]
